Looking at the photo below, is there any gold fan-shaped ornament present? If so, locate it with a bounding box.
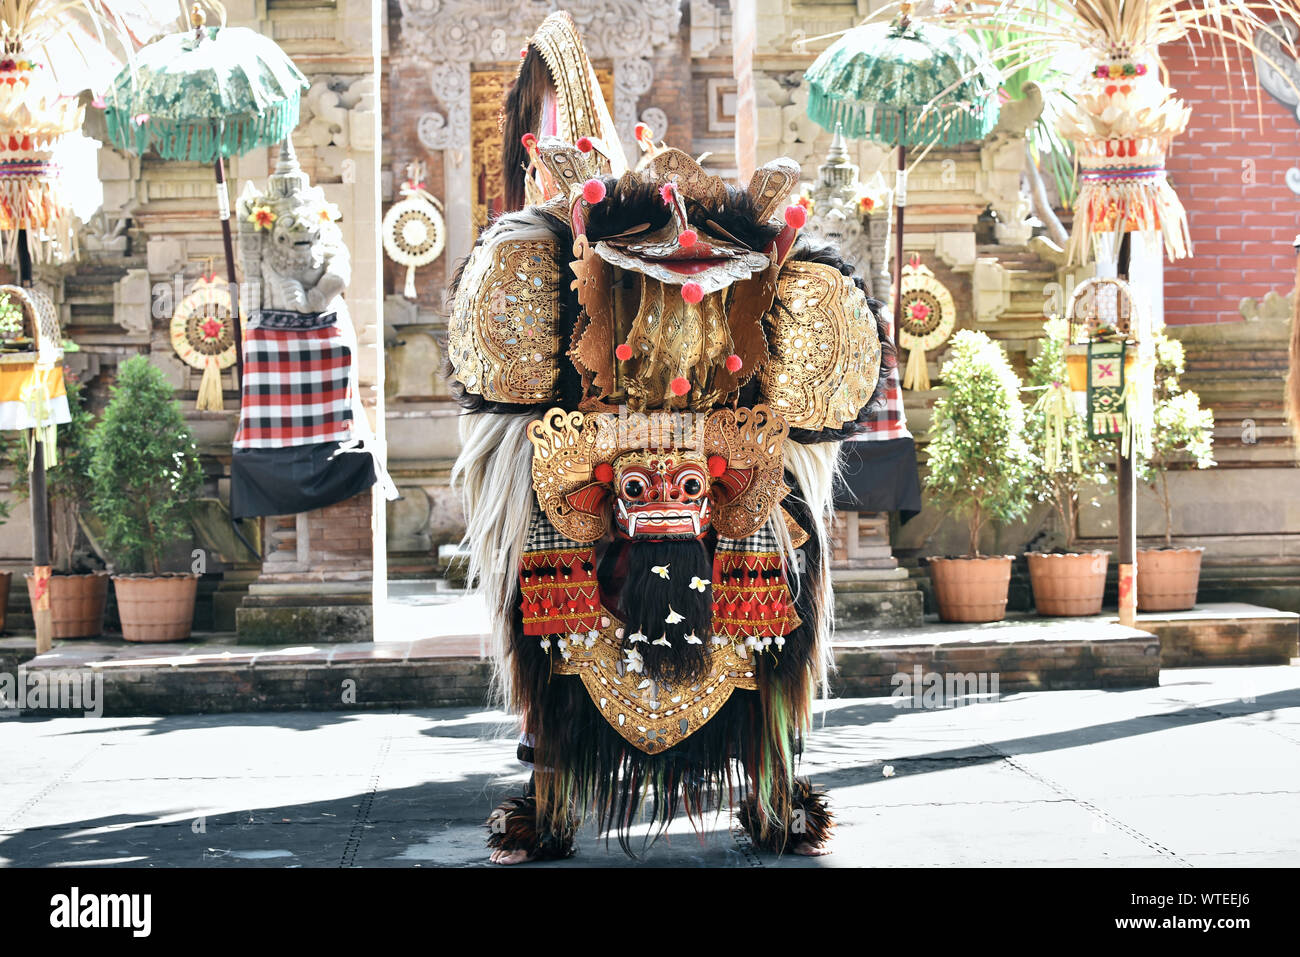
[383,165,445,299]
[170,277,236,411]
[896,255,956,391]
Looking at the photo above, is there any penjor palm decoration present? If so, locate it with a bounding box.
[0,0,160,263]
[0,0,163,656]
[918,0,1300,265]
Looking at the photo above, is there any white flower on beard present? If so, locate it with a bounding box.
[652,635,671,647]
[689,576,709,592]
[627,631,648,644]
[624,647,644,674]
[664,607,684,625]
[651,564,670,579]
[685,632,702,645]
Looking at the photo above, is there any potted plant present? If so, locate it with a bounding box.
[924,330,1035,622]
[1024,317,1113,615]
[1136,333,1215,611]
[88,356,204,641]
[6,373,112,637]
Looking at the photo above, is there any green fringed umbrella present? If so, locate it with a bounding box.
[103,5,307,383]
[805,16,1000,147]
[804,6,1000,323]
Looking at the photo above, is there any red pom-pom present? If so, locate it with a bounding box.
[582,178,606,204]
[594,463,614,484]
[634,122,652,141]
[615,343,633,361]
[678,229,698,247]
[784,204,807,229]
[725,353,743,373]
[707,455,728,477]
[576,136,593,153]
[520,132,537,149]
[670,377,691,396]
[659,183,676,206]
[519,46,529,59]
[681,282,704,304]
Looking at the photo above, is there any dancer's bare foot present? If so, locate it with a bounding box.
[792,841,831,857]
[489,847,535,865]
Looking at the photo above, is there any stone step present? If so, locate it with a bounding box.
[0,614,1160,715]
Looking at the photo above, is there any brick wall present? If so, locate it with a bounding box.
[1163,38,1300,324]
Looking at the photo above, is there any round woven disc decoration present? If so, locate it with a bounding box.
[169,278,236,411]
[383,189,446,298]
[896,257,955,391]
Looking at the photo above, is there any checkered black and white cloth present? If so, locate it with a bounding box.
[854,310,912,443]
[856,363,911,442]
[524,503,578,552]
[233,314,356,450]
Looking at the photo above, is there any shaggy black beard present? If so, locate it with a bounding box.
[610,538,713,684]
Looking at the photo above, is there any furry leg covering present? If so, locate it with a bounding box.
[485,780,579,861]
[737,776,834,854]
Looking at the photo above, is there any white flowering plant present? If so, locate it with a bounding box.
[925,330,1036,557]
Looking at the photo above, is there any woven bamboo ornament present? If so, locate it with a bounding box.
[896,255,955,391]
[0,284,69,459]
[382,165,445,299]
[169,277,236,411]
[1064,276,1155,456]
[1058,58,1191,264]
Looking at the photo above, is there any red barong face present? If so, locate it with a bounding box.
[612,450,710,540]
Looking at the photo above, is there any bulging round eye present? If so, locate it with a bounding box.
[623,477,645,499]
[682,476,702,497]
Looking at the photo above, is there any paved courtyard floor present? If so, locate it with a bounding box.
[1,663,1297,868]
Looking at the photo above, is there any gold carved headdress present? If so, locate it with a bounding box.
[451,138,881,429]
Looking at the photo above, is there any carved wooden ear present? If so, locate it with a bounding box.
[747,158,802,221]
[710,466,753,504]
[565,482,608,516]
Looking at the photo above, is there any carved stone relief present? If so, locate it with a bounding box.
[398,0,684,270]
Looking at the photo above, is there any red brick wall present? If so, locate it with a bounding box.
[1163,38,1300,324]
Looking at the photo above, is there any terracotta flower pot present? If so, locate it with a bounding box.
[1027,551,1109,617]
[928,555,1013,623]
[113,573,198,642]
[0,570,10,633]
[1137,546,1203,612]
[25,571,110,639]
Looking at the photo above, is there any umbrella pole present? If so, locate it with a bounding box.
[892,145,906,330]
[16,230,53,656]
[213,155,244,388]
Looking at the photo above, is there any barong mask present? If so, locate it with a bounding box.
[457,11,895,857]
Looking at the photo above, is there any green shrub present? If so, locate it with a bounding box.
[88,356,203,574]
[925,329,1035,557]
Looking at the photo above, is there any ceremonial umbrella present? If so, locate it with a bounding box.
[103,3,307,382]
[804,3,1000,323]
